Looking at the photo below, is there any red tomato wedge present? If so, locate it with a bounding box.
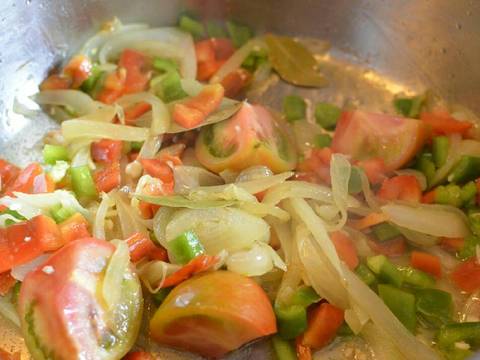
[451,257,480,293]
[18,238,143,360]
[0,159,20,193]
[0,215,62,272]
[195,38,234,81]
[420,112,472,136]
[58,213,91,244]
[150,270,276,359]
[118,49,151,94]
[377,175,422,202]
[331,111,426,171]
[301,303,344,349]
[172,83,224,129]
[410,251,442,278]
[330,231,359,270]
[91,139,123,164]
[63,55,92,89]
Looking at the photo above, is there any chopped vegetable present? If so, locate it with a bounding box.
[432,136,449,168]
[410,251,442,278]
[371,222,401,242]
[367,255,404,287]
[272,336,297,360]
[448,156,480,184]
[399,266,436,288]
[70,165,98,200]
[58,213,90,243]
[49,203,74,223]
[314,134,332,149]
[377,175,422,202]
[158,71,188,102]
[153,58,178,73]
[378,284,416,332]
[420,112,472,136]
[437,322,480,350]
[355,263,377,286]
[289,286,320,308]
[330,231,359,270]
[179,15,205,39]
[275,304,308,339]
[314,102,341,130]
[166,230,205,265]
[149,271,276,358]
[93,162,121,193]
[283,95,306,122]
[226,21,253,48]
[206,21,227,38]
[451,258,480,293]
[161,254,218,288]
[457,235,480,260]
[435,184,463,207]
[126,232,168,263]
[91,139,123,164]
[301,303,344,349]
[416,153,436,186]
[393,95,425,118]
[264,34,327,87]
[43,145,69,165]
[416,288,452,327]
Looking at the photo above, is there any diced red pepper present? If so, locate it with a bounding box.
[118,49,151,94]
[440,237,465,252]
[4,163,44,195]
[301,303,344,349]
[93,162,121,193]
[368,236,406,257]
[161,255,219,288]
[0,159,20,192]
[40,74,72,91]
[0,271,16,296]
[122,352,155,360]
[220,68,251,98]
[124,102,152,125]
[355,158,386,185]
[58,213,91,244]
[195,38,234,81]
[91,139,123,164]
[296,338,312,360]
[422,189,437,204]
[377,175,422,202]
[451,257,480,293]
[63,55,92,88]
[420,112,472,136]
[410,251,442,278]
[97,68,126,104]
[125,232,168,262]
[330,231,359,270]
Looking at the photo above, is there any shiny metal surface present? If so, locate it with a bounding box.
[0,0,479,359]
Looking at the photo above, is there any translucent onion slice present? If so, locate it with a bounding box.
[34,90,101,115]
[381,203,470,238]
[103,240,130,310]
[329,154,351,230]
[94,192,115,240]
[137,260,180,293]
[62,119,149,142]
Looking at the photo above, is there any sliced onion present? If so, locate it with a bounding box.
[236,165,273,183]
[226,243,275,276]
[152,207,176,248]
[329,154,351,230]
[0,294,20,327]
[11,254,51,281]
[94,192,115,240]
[397,226,438,247]
[381,203,470,238]
[361,322,408,360]
[138,135,163,159]
[117,92,170,135]
[173,165,224,194]
[112,191,149,238]
[137,260,180,293]
[103,240,130,310]
[210,38,266,84]
[34,90,101,115]
[62,119,149,142]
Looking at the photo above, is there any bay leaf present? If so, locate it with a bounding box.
[265,34,328,87]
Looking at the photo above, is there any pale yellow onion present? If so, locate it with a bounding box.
[137,260,180,293]
[152,207,176,248]
[62,120,149,142]
[361,322,408,360]
[94,192,115,240]
[173,165,224,194]
[34,90,100,115]
[226,244,274,276]
[329,154,351,230]
[103,240,130,310]
[112,191,149,238]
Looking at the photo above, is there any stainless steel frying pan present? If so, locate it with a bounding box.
[0,0,479,358]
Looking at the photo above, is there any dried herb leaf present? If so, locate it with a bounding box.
[265,34,327,88]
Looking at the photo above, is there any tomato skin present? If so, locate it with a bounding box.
[196,103,297,173]
[94,162,121,193]
[4,163,44,195]
[0,159,20,192]
[330,231,359,270]
[63,55,92,89]
[451,257,480,293]
[150,271,276,359]
[91,139,123,164]
[331,111,426,171]
[377,175,422,202]
[19,238,143,360]
[118,49,151,94]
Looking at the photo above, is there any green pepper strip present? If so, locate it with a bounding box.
[70,165,98,199]
[49,204,75,224]
[416,288,452,328]
[432,136,449,168]
[271,335,297,360]
[274,304,308,340]
[167,230,205,265]
[43,144,69,165]
[367,255,403,287]
[226,20,253,48]
[378,284,417,332]
[371,222,401,242]
[437,322,480,349]
[448,156,480,184]
[178,15,205,39]
[355,263,376,287]
[399,266,436,288]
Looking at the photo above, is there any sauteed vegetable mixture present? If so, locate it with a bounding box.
[2,16,480,360]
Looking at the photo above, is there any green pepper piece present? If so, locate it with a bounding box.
[289,286,320,308]
[347,166,363,195]
[241,49,268,72]
[371,222,401,242]
[437,322,480,349]
[399,266,436,288]
[167,230,205,265]
[153,58,178,74]
[314,102,341,130]
[460,181,477,205]
[70,165,97,200]
[457,235,480,261]
[313,133,332,149]
[432,136,449,168]
[49,204,75,224]
[152,287,172,306]
[355,263,377,287]
[416,153,436,187]
[416,288,452,328]
[283,95,306,122]
[158,71,188,103]
[80,64,102,94]
[367,255,403,287]
[43,144,69,165]
[468,209,480,236]
[378,284,417,332]
[435,184,463,208]
[271,336,297,360]
[0,208,27,221]
[130,141,144,152]
[178,15,205,39]
[226,21,253,48]
[206,21,227,38]
[393,95,425,118]
[274,304,308,340]
[448,156,480,184]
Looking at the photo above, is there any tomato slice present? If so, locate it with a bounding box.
[331,111,426,171]
[118,49,151,94]
[58,213,91,244]
[196,103,297,173]
[94,162,121,193]
[150,271,276,358]
[377,175,422,202]
[19,238,143,360]
[63,55,92,89]
[91,139,123,164]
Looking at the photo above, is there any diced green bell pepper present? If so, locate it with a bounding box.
[152,287,172,306]
[393,95,425,118]
[158,71,188,103]
[337,322,354,336]
[435,184,463,208]
[460,181,477,205]
[432,136,449,168]
[289,286,320,308]
[272,336,297,360]
[153,58,178,74]
[226,21,253,48]
[178,15,205,39]
[468,209,480,236]
[367,255,403,287]
[130,141,144,151]
[206,21,227,38]
[167,230,205,265]
[347,166,363,195]
[275,304,308,340]
[70,165,97,200]
[457,235,480,261]
[416,288,452,328]
[448,156,480,184]
[378,284,417,332]
[283,95,306,122]
[314,134,332,149]
[80,64,103,94]
[314,102,341,130]
[49,204,75,224]
[399,266,436,288]
[437,322,480,349]
[355,263,377,287]
[416,153,436,186]
[43,144,69,165]
[371,222,401,242]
